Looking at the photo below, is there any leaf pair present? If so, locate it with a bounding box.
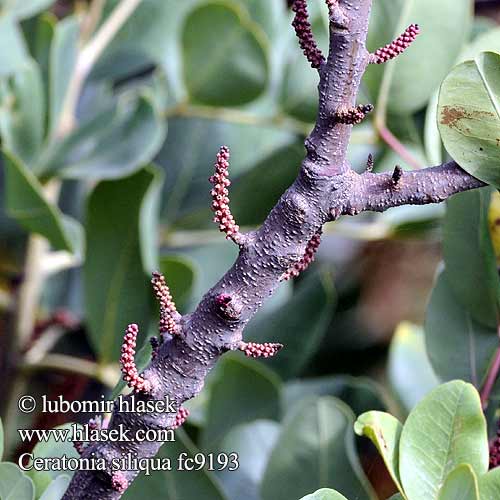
[0,417,69,500]
[354,380,496,500]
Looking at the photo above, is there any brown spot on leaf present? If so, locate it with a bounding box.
[440,106,495,130]
[440,106,467,126]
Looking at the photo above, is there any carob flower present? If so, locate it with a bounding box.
[210,146,242,244]
[120,324,152,394]
[282,230,322,281]
[490,421,500,469]
[369,24,420,64]
[239,342,283,358]
[292,0,325,69]
[172,407,190,429]
[151,271,180,336]
[111,472,128,494]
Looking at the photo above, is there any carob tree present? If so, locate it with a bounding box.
[63,0,485,497]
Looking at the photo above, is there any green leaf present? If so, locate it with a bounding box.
[0,463,34,500]
[95,0,185,85]
[283,375,387,418]
[424,92,443,165]
[27,425,78,496]
[366,0,472,114]
[0,14,29,76]
[425,271,498,393]
[231,142,305,226]
[3,152,83,254]
[438,51,500,188]
[39,475,70,500]
[388,322,439,413]
[471,17,497,41]
[182,2,268,106]
[0,0,56,20]
[354,411,405,497]
[216,420,281,500]
[158,117,296,228]
[48,15,79,136]
[442,188,499,327]
[124,429,227,500]
[159,255,195,311]
[0,59,45,167]
[201,354,281,450]
[84,166,163,362]
[30,423,79,479]
[180,242,239,308]
[438,464,479,500]
[399,381,488,500]
[261,397,376,500]
[462,27,500,63]
[244,270,334,379]
[39,94,166,180]
[235,0,286,43]
[299,489,349,500]
[479,466,500,500]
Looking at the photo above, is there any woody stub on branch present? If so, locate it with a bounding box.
[63,0,484,497]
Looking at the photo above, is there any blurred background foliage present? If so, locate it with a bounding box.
[0,0,500,499]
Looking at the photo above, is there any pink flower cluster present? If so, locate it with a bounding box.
[111,472,128,494]
[241,342,283,358]
[151,271,179,335]
[490,425,500,469]
[210,146,241,243]
[172,406,190,429]
[292,0,325,69]
[369,24,420,64]
[282,230,322,281]
[120,324,152,393]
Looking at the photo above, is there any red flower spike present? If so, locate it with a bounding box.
[111,471,128,494]
[240,342,283,358]
[369,24,420,64]
[292,0,325,69]
[490,419,500,469]
[210,146,242,244]
[120,324,152,394]
[151,271,180,335]
[281,230,322,281]
[335,104,374,125]
[172,406,190,429]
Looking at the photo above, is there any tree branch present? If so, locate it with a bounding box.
[63,1,484,498]
[340,161,485,216]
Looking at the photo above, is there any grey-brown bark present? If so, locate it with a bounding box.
[63,1,483,498]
